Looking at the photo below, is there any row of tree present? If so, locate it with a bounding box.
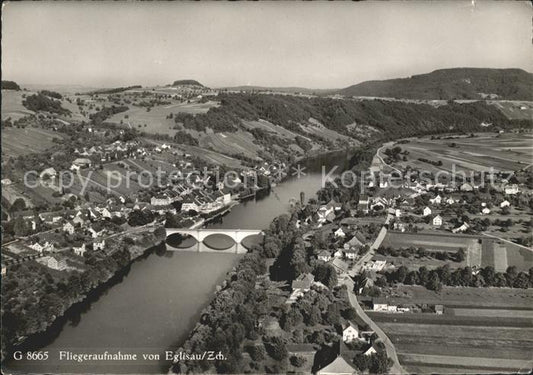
[381,264,533,291]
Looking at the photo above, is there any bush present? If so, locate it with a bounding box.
[290,355,306,367]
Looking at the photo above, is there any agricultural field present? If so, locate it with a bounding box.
[392,133,533,174]
[490,100,533,120]
[1,90,35,120]
[241,119,300,140]
[480,238,533,272]
[1,184,35,208]
[199,130,262,160]
[379,284,533,309]
[370,285,533,373]
[301,117,356,145]
[372,253,467,270]
[143,139,244,168]
[381,231,478,253]
[107,100,218,136]
[383,231,533,271]
[1,127,66,158]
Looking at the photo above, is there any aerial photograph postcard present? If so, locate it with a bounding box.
[1,1,532,374]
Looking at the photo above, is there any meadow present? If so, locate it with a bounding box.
[393,133,533,174]
[381,231,477,252]
[1,127,66,158]
[1,90,35,120]
[384,231,533,272]
[107,100,218,136]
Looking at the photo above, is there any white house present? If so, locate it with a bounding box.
[343,249,358,260]
[73,243,86,257]
[151,195,171,207]
[38,255,67,271]
[88,226,104,238]
[342,322,359,343]
[504,184,519,195]
[446,197,456,205]
[432,215,443,227]
[357,195,370,213]
[452,222,470,233]
[423,206,432,217]
[73,216,85,226]
[481,207,491,215]
[500,200,510,208]
[363,260,387,272]
[93,239,106,251]
[71,158,92,171]
[181,201,200,212]
[364,346,377,356]
[40,167,57,179]
[373,300,388,312]
[334,227,346,238]
[460,183,474,192]
[429,195,442,205]
[393,222,406,232]
[29,242,44,253]
[317,205,335,224]
[63,222,75,235]
[318,250,332,262]
[29,241,54,253]
[97,207,112,218]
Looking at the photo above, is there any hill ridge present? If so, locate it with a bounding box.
[339,68,533,100]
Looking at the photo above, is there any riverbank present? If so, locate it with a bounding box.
[2,225,167,362]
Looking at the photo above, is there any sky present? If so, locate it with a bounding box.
[2,1,532,89]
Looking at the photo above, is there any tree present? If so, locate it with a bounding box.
[418,266,429,285]
[264,336,287,361]
[353,354,371,371]
[313,263,338,289]
[290,240,310,278]
[325,302,341,325]
[455,248,466,262]
[426,273,442,292]
[395,266,408,284]
[290,355,306,367]
[369,352,393,374]
[341,307,357,321]
[246,344,265,362]
[10,198,26,213]
[12,216,30,237]
[506,266,518,287]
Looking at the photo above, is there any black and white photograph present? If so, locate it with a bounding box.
[1,1,533,374]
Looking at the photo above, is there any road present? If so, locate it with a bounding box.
[345,206,406,373]
[376,143,402,174]
[344,278,406,374]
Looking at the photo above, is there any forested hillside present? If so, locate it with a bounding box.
[339,68,533,100]
[172,80,204,87]
[1,81,21,91]
[174,93,522,139]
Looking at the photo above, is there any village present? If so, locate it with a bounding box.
[0,134,290,275]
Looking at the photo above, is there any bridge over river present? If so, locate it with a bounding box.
[165,228,264,254]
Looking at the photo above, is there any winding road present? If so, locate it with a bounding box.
[345,207,406,373]
[376,143,402,174]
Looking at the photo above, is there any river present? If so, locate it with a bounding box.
[4,150,353,374]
